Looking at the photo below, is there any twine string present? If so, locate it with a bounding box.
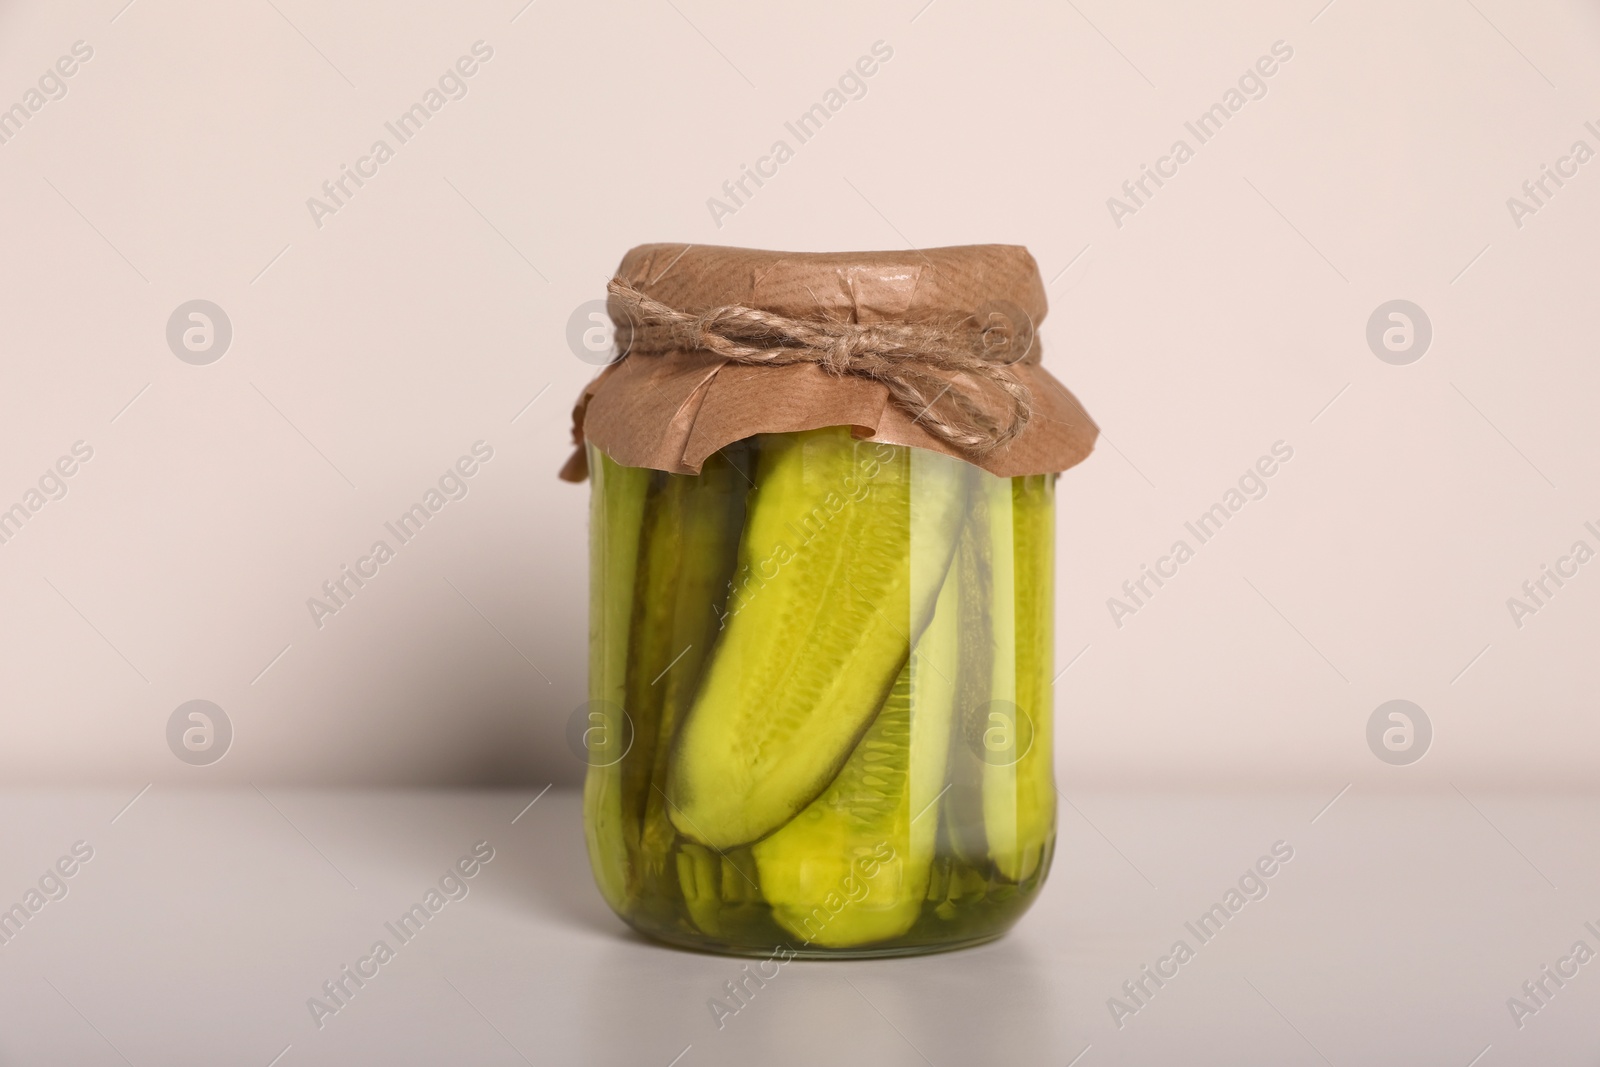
[606,278,1035,455]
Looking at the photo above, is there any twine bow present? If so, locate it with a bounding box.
[606,278,1036,456]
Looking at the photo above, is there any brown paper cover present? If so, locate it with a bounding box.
[561,243,1098,480]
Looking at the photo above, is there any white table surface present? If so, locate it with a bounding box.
[0,786,1592,1066]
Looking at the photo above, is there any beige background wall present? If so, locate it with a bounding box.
[1,0,1595,788]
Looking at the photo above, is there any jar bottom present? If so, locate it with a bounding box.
[626,922,1010,960]
[611,840,1053,959]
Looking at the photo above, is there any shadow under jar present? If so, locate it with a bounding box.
[564,244,1097,957]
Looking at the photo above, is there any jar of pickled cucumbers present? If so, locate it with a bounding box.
[562,244,1097,957]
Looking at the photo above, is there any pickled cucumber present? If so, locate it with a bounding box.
[620,470,675,863]
[752,528,962,948]
[584,433,1058,954]
[943,484,998,868]
[632,449,750,900]
[1003,474,1056,883]
[977,472,1021,880]
[666,429,968,849]
[944,472,1056,883]
[582,450,651,913]
[676,841,762,938]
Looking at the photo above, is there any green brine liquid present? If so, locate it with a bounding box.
[583,427,1055,957]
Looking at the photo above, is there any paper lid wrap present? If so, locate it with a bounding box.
[561,243,1098,480]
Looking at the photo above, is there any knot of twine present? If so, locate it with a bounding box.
[607,278,1036,455]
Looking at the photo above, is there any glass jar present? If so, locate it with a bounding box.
[565,242,1096,957]
[581,427,1057,957]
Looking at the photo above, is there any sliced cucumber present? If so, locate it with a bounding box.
[582,449,651,913]
[751,449,967,947]
[632,448,750,899]
[666,429,967,850]
[1003,474,1056,883]
[620,470,675,866]
[944,488,994,867]
[977,471,1021,880]
[676,841,762,938]
[944,471,1056,883]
